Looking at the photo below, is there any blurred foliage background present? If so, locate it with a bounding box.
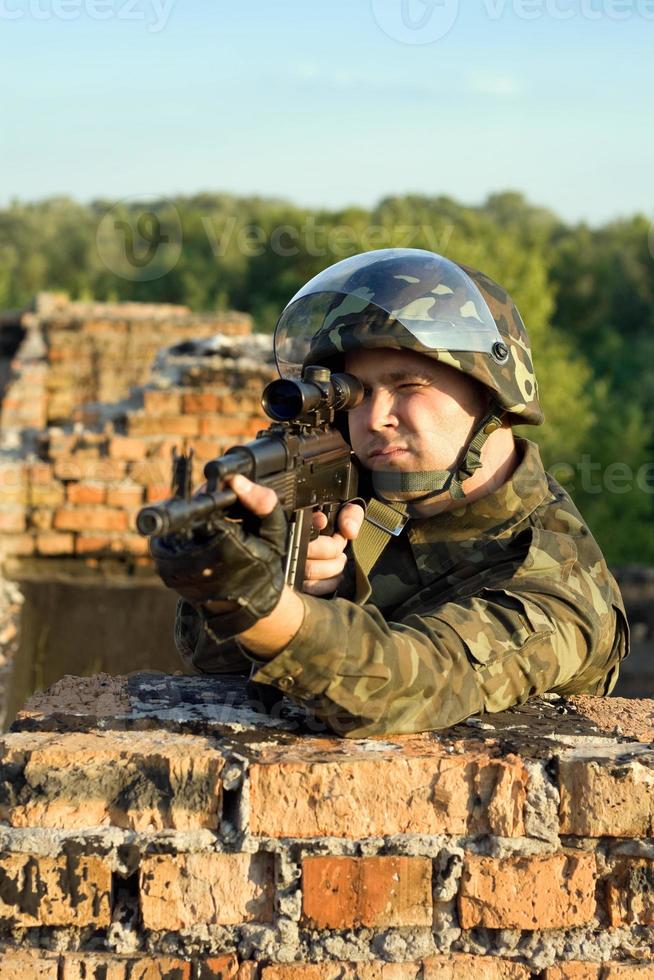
[1,190,652,564]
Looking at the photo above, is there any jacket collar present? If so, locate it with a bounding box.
[409,438,553,543]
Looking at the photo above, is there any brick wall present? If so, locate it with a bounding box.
[0,674,652,975]
[0,294,275,564]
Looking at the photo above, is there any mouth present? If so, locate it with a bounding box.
[367,446,411,464]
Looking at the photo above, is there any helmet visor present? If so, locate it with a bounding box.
[274,249,503,379]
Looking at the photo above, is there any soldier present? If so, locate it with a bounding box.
[155,249,629,736]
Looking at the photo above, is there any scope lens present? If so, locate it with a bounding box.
[263,379,304,421]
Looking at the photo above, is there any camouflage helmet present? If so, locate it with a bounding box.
[274,248,543,426]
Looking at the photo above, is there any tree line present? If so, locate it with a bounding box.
[1,190,652,564]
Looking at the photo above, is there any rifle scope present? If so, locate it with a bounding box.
[262,367,363,422]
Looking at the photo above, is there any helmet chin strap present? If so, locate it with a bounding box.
[371,406,505,505]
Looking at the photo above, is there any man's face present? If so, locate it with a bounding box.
[344,347,488,480]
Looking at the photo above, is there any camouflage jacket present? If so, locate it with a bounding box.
[175,438,629,737]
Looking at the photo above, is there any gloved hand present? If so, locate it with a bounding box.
[150,486,288,641]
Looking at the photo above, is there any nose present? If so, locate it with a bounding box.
[365,388,399,432]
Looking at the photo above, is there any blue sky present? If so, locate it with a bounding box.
[1,0,652,224]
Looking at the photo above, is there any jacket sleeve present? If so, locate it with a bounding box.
[244,573,625,737]
[174,598,251,675]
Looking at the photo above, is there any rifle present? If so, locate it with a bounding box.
[136,366,364,590]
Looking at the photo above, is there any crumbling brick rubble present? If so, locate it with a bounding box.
[0,673,652,976]
[0,294,275,564]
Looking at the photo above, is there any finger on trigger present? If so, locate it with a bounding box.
[339,502,365,540]
[312,510,328,532]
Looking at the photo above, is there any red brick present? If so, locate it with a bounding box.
[219,393,261,415]
[242,417,267,437]
[48,345,81,362]
[0,854,110,926]
[108,435,148,461]
[459,851,596,930]
[199,416,254,439]
[130,459,170,487]
[189,438,224,463]
[261,969,403,979]
[106,483,144,508]
[0,468,27,505]
[541,966,600,979]
[61,954,193,979]
[122,533,150,556]
[75,534,118,554]
[0,729,223,831]
[0,462,26,485]
[72,446,101,460]
[29,461,54,483]
[145,483,171,503]
[302,856,432,929]
[183,392,220,414]
[128,414,200,437]
[199,957,257,979]
[92,458,128,481]
[54,506,128,532]
[606,858,654,927]
[54,458,85,481]
[593,968,654,979]
[36,532,75,555]
[0,950,59,978]
[542,966,654,979]
[422,959,530,979]
[54,458,127,482]
[140,853,274,929]
[143,389,182,415]
[1,533,35,556]
[559,752,654,837]
[67,481,106,505]
[30,482,66,507]
[0,508,26,532]
[248,744,527,838]
[261,959,530,979]
[147,437,181,461]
